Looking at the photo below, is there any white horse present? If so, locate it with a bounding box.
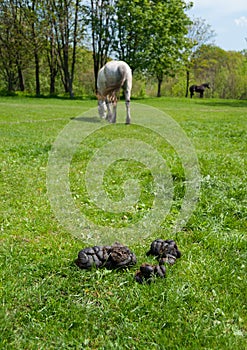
[97,60,132,124]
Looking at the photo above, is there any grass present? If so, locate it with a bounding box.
[0,96,247,349]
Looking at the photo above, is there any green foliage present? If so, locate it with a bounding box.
[113,0,152,70]
[1,96,247,349]
[0,0,33,91]
[114,1,192,77]
[192,45,247,98]
[0,0,193,96]
[0,1,246,99]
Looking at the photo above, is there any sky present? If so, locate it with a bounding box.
[187,0,247,51]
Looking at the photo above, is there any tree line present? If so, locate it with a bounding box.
[0,0,246,99]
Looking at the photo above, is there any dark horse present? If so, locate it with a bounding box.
[189,83,210,98]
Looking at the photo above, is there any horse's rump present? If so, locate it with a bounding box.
[97,61,131,99]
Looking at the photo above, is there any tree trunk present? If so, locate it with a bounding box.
[17,64,25,91]
[7,71,15,92]
[31,1,40,96]
[48,39,57,95]
[157,77,163,97]
[93,52,100,93]
[46,19,58,95]
[185,69,190,97]
[34,51,40,96]
[69,0,79,99]
[49,68,56,95]
[69,77,74,99]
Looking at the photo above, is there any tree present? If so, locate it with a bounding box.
[147,0,193,97]
[192,45,247,99]
[43,0,59,95]
[0,0,32,91]
[51,0,83,97]
[85,0,115,92]
[114,0,192,96]
[113,0,151,72]
[25,0,47,96]
[185,16,216,97]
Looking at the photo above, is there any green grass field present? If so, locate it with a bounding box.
[0,96,246,349]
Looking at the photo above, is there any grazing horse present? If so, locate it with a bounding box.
[97,60,132,124]
[189,83,210,98]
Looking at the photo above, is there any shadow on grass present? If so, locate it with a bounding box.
[71,116,101,123]
[197,100,247,108]
[0,90,157,102]
[0,90,97,101]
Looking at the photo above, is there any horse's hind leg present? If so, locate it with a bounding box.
[106,97,113,121]
[109,97,117,123]
[125,89,131,124]
[125,100,131,124]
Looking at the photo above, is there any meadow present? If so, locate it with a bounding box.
[0,96,246,349]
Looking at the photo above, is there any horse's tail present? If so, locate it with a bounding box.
[100,83,123,98]
[99,72,128,99]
